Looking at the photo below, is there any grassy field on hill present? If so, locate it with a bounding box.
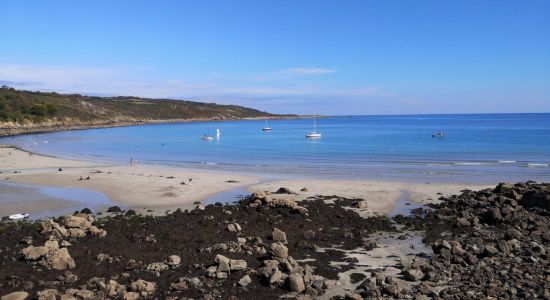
[0,86,272,125]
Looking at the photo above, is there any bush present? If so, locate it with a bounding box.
[45,103,57,115]
[30,104,47,116]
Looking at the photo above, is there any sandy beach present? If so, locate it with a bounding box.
[1,144,492,218]
[0,145,260,215]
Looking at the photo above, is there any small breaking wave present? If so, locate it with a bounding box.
[497,160,516,163]
[526,163,549,167]
[452,162,485,166]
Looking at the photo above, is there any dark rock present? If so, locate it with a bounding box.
[497,240,511,255]
[361,238,377,251]
[490,207,503,222]
[107,206,122,213]
[170,281,189,291]
[522,190,550,210]
[483,245,499,256]
[403,269,424,281]
[303,230,315,240]
[275,187,293,194]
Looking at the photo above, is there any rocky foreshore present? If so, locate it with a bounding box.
[0,182,549,299]
[359,181,550,299]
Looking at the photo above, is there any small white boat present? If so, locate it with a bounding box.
[201,128,214,141]
[306,132,321,138]
[432,131,445,138]
[306,115,321,138]
[201,134,214,141]
[8,213,29,220]
[262,119,271,131]
[216,128,221,139]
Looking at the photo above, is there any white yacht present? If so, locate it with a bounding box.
[201,128,214,141]
[262,119,271,131]
[306,115,322,138]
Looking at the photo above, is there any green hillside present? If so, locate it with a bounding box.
[0,86,272,124]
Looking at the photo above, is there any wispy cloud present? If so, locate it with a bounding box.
[282,67,336,75]
[0,63,393,113]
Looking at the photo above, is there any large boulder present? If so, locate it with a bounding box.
[270,242,289,261]
[60,215,92,230]
[167,255,181,266]
[227,223,242,233]
[215,255,231,273]
[130,279,156,297]
[251,191,267,201]
[122,292,140,300]
[403,269,424,281]
[276,187,294,194]
[303,230,316,240]
[20,241,75,270]
[43,247,76,270]
[104,280,126,298]
[20,245,49,260]
[37,289,59,300]
[41,220,68,237]
[522,189,550,210]
[267,198,297,209]
[1,292,29,300]
[88,226,107,237]
[272,228,287,243]
[289,273,305,292]
[238,275,252,287]
[229,259,247,270]
[353,200,368,209]
[66,228,86,238]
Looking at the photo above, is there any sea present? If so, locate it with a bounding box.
[2,113,550,183]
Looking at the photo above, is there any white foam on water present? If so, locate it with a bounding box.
[497,160,516,163]
[526,163,549,167]
[452,162,485,166]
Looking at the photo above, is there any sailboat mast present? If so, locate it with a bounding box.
[313,115,317,132]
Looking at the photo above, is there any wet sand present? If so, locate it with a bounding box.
[0,145,260,214]
[1,144,492,217]
[0,182,76,217]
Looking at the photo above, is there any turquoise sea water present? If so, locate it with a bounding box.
[2,113,550,183]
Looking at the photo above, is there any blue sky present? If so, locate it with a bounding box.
[1,0,549,114]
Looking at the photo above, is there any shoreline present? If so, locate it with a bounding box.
[0,115,308,138]
[0,144,493,218]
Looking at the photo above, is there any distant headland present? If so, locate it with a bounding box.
[0,86,295,137]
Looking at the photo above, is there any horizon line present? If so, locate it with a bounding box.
[2,86,549,117]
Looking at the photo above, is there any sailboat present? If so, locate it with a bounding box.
[262,119,271,131]
[306,115,322,138]
[201,128,214,141]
